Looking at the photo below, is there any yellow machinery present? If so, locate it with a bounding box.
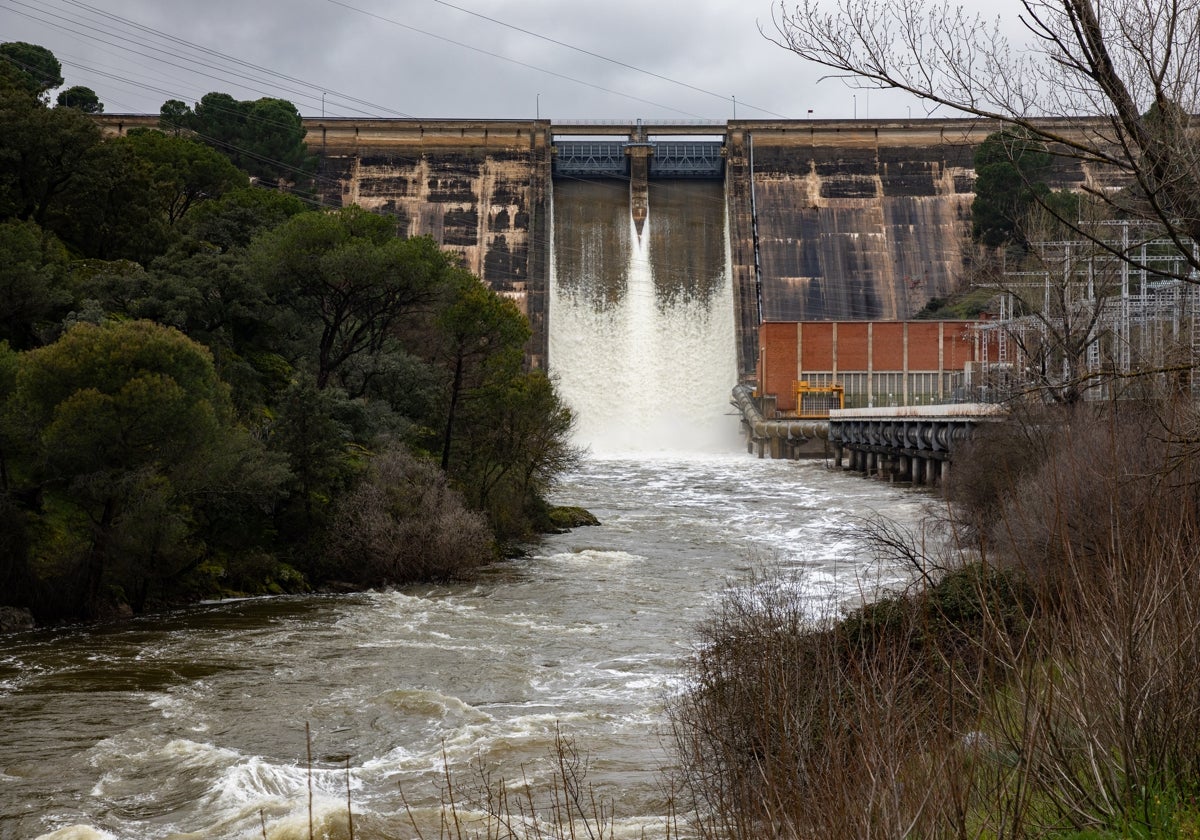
[792,380,844,418]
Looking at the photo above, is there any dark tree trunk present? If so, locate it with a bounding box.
[441,353,464,472]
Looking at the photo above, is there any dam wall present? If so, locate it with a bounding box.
[732,122,986,329]
[313,120,554,368]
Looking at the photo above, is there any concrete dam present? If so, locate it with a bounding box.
[302,118,1017,376]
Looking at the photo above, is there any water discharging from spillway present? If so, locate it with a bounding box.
[549,180,737,452]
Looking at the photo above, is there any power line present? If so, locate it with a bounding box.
[4,0,790,121]
[422,0,790,119]
[53,0,413,118]
[319,0,707,119]
[2,0,409,118]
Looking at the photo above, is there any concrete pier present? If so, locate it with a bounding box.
[826,404,1004,487]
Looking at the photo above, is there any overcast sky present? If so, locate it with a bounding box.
[2,0,993,122]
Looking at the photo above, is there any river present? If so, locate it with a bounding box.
[1,453,925,840]
[0,181,929,839]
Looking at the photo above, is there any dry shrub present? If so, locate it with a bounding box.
[970,401,1200,834]
[989,403,1197,588]
[672,400,1200,838]
[668,566,1027,839]
[402,730,629,840]
[978,521,1200,834]
[327,445,493,584]
[944,401,1061,538]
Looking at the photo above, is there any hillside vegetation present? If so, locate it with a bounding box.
[0,46,577,623]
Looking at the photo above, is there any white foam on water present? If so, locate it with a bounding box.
[33,827,117,840]
[89,736,240,798]
[370,687,493,725]
[544,548,647,569]
[550,201,737,457]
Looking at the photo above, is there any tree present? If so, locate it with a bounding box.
[449,369,579,539]
[240,97,312,184]
[248,207,447,391]
[0,341,18,496]
[50,138,168,262]
[0,42,63,100]
[181,185,306,251]
[0,220,69,350]
[159,99,190,135]
[435,273,530,470]
[14,321,242,615]
[423,274,579,538]
[972,129,1053,248]
[0,91,102,225]
[770,0,1200,279]
[55,85,102,113]
[0,340,35,609]
[160,92,312,187]
[266,380,363,545]
[119,129,248,226]
[972,129,1082,249]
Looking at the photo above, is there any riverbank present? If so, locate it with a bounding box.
[670,400,1200,838]
[0,500,600,633]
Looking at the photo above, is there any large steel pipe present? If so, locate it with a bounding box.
[732,384,829,442]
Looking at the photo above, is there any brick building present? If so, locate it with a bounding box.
[757,321,992,414]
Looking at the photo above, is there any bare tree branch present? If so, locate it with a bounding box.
[769,0,1200,275]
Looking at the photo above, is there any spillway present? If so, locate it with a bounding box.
[548,179,737,453]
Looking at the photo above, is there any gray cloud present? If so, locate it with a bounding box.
[3,0,945,120]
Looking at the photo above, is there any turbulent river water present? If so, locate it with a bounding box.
[0,182,929,840]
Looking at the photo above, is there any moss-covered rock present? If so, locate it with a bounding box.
[0,605,34,632]
[547,505,600,531]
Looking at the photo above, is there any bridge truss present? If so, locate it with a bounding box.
[552,139,724,179]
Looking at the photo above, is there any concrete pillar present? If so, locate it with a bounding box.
[867,452,877,474]
[835,445,844,468]
[924,457,937,485]
[899,454,909,481]
[627,144,652,236]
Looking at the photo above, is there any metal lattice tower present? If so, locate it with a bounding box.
[970,220,1200,401]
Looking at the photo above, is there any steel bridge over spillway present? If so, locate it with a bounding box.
[550,120,726,180]
[552,139,725,179]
